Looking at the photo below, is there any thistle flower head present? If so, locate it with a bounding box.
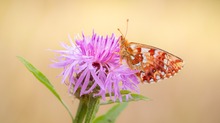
[52,31,140,101]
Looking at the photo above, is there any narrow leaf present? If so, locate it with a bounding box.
[93,102,128,123]
[100,93,149,105]
[105,90,131,97]
[17,56,74,122]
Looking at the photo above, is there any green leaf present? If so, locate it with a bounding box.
[17,56,74,122]
[93,102,128,123]
[105,90,131,97]
[100,93,149,105]
[126,93,149,101]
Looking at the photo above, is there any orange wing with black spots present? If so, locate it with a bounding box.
[119,36,184,83]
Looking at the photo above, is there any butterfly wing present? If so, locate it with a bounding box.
[124,42,184,83]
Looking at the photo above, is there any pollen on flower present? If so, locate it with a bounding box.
[51,31,140,101]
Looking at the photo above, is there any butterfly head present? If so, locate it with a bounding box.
[117,28,129,47]
[118,31,129,57]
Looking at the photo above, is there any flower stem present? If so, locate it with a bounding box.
[74,98,88,123]
[85,95,100,123]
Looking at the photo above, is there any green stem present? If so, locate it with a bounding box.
[85,95,100,123]
[74,98,88,123]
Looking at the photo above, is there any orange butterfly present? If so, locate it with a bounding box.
[118,21,184,83]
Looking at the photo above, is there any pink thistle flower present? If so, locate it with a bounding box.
[52,31,140,101]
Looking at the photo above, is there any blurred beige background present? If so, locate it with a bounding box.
[1,0,220,123]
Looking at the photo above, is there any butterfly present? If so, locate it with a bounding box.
[119,30,184,83]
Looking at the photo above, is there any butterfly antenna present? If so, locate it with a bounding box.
[117,28,124,37]
[118,19,129,38]
[125,19,129,38]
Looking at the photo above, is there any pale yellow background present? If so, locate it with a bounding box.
[1,0,220,123]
